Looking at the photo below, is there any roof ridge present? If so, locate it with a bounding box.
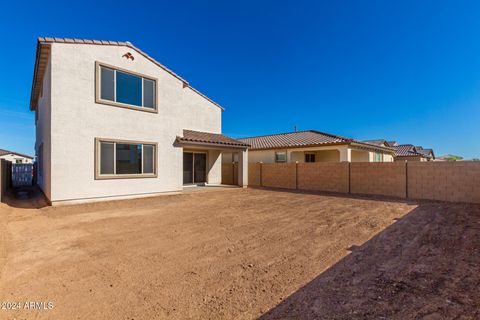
[0,148,33,159]
[309,130,352,142]
[238,129,344,141]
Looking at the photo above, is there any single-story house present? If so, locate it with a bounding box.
[223,130,395,163]
[392,144,433,161]
[415,146,435,160]
[0,149,33,164]
[30,37,248,205]
[367,140,435,162]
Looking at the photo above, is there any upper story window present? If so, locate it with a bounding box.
[96,62,157,112]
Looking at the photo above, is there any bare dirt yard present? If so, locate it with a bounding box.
[0,187,479,319]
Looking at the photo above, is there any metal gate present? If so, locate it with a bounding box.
[12,164,33,187]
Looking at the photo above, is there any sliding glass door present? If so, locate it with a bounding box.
[183,152,207,184]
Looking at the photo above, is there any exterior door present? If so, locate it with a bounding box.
[183,152,207,184]
[193,153,207,183]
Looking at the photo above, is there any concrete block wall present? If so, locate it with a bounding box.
[0,159,12,203]
[297,162,349,193]
[247,161,480,204]
[248,163,261,186]
[408,162,480,203]
[261,163,297,189]
[350,162,407,198]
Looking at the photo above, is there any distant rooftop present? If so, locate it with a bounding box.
[239,130,394,152]
[0,149,33,159]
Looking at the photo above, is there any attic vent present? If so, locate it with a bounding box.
[122,52,134,61]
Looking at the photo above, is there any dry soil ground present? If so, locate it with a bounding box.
[0,187,479,319]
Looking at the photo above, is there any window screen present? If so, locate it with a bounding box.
[100,142,114,174]
[275,152,286,163]
[100,67,115,101]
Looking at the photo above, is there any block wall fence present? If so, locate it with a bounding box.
[0,159,12,203]
[247,161,480,204]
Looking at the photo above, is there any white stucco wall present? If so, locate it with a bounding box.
[290,150,340,162]
[351,150,370,162]
[43,43,221,202]
[248,146,394,163]
[207,149,222,185]
[383,154,394,162]
[35,56,52,199]
[247,150,278,163]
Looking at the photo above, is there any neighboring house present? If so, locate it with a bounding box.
[415,146,435,161]
[392,144,432,161]
[228,130,395,163]
[0,149,33,164]
[30,37,248,205]
[367,140,435,162]
[387,141,399,147]
[436,154,463,161]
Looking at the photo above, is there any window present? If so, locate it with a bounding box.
[374,152,382,162]
[96,62,157,111]
[305,153,316,163]
[96,139,157,178]
[275,151,287,163]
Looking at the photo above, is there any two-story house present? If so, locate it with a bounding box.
[30,37,248,205]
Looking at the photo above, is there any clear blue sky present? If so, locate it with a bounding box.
[1,0,479,159]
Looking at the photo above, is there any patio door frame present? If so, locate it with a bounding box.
[183,151,208,185]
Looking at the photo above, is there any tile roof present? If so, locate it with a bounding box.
[238,130,351,150]
[387,141,399,147]
[363,139,389,147]
[416,147,435,159]
[30,37,223,111]
[393,144,421,157]
[0,149,33,159]
[177,130,249,148]
[238,130,395,152]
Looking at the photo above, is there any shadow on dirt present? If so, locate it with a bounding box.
[3,186,49,209]
[259,201,480,319]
